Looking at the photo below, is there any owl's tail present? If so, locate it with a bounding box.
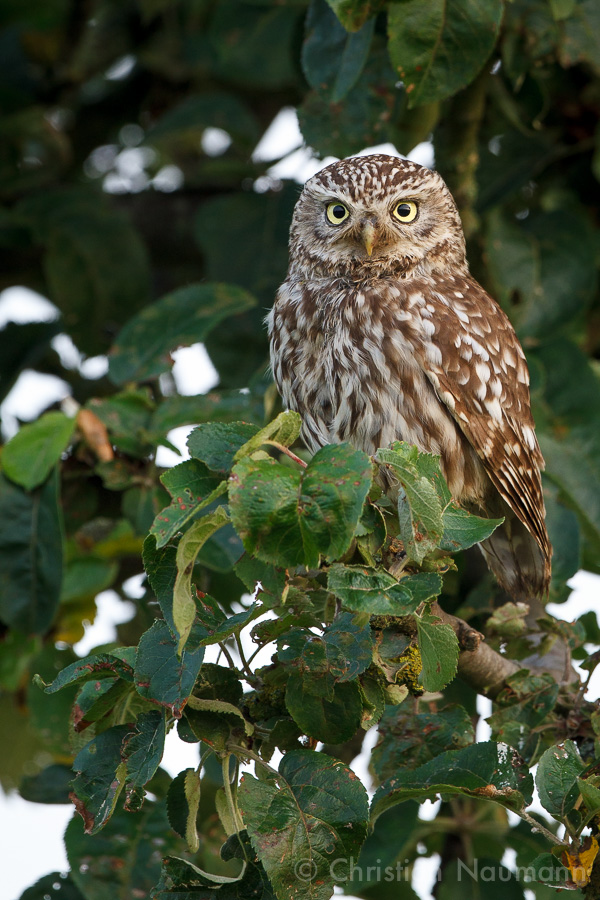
[478,503,551,600]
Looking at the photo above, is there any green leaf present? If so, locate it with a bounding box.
[147,90,259,146]
[577,777,600,817]
[488,671,559,763]
[166,768,202,852]
[238,750,369,899]
[303,0,375,102]
[440,505,504,551]
[372,705,475,778]
[560,0,600,71]
[1,411,75,490]
[232,410,302,461]
[229,443,372,569]
[122,710,166,811]
[86,390,155,459]
[66,800,185,899]
[187,695,253,735]
[278,613,373,700]
[285,672,362,743]
[372,741,534,821]
[376,444,444,563]
[187,421,261,475]
[416,613,459,691]
[535,740,585,819]
[143,537,177,632]
[173,506,231,651]
[18,872,86,900]
[326,0,381,31]
[134,620,205,717]
[298,43,399,159]
[328,564,442,615]
[20,188,152,356]
[0,470,62,634]
[485,209,597,340]
[108,282,256,385]
[0,319,60,407]
[438,858,527,899]
[20,763,74,804]
[387,0,504,108]
[71,725,130,834]
[36,650,134,693]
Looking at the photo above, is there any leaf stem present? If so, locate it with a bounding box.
[229,744,281,779]
[263,440,307,468]
[514,808,564,846]
[218,640,238,671]
[222,753,244,835]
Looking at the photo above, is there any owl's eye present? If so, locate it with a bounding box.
[326,202,350,225]
[392,201,418,223]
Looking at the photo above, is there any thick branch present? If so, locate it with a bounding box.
[430,601,521,698]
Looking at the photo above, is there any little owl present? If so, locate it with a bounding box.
[267,154,551,598]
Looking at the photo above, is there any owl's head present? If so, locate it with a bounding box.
[288,154,467,279]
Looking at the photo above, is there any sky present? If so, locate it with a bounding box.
[1,107,599,900]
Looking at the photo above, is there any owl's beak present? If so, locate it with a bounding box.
[361,222,377,257]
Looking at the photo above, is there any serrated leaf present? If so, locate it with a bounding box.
[440,505,504,551]
[372,741,533,821]
[108,282,256,384]
[577,777,600,817]
[187,696,253,736]
[327,564,441,615]
[2,411,75,490]
[232,410,302,461]
[166,768,201,852]
[150,459,225,548]
[376,445,444,562]
[387,0,504,108]
[285,672,362,743]
[71,725,130,834]
[416,614,459,691]
[173,507,231,652]
[187,421,261,475]
[36,651,134,693]
[536,740,585,819]
[372,705,475,778]
[122,710,166,811]
[229,443,372,569]
[134,620,204,717]
[238,750,369,900]
[278,613,373,702]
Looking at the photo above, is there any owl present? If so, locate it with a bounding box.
[267,154,551,599]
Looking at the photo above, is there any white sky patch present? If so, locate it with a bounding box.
[155,423,194,468]
[253,107,303,162]
[171,343,219,395]
[0,285,58,326]
[73,589,136,656]
[2,370,71,438]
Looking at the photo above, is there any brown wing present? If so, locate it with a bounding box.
[419,273,551,568]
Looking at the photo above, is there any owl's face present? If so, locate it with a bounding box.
[288,154,467,278]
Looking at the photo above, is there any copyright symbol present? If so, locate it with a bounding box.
[294,859,318,882]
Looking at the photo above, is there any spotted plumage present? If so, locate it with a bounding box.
[267,154,551,597]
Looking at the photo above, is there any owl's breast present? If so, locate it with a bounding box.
[268,276,485,501]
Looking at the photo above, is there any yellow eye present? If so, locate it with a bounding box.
[326,202,350,225]
[392,201,418,223]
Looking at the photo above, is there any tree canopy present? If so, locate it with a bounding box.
[1,1,600,898]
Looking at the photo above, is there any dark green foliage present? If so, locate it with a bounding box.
[2,1,599,899]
